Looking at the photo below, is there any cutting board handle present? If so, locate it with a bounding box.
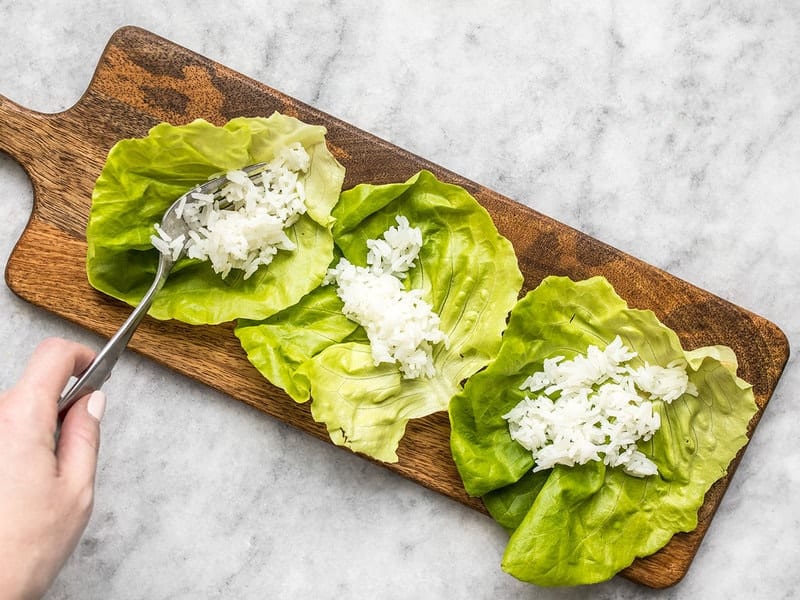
[0,94,58,171]
[0,92,102,235]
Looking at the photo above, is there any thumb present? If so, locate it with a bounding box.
[57,390,105,488]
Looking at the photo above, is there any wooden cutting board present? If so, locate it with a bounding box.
[0,26,789,588]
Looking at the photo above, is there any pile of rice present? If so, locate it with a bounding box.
[503,336,698,477]
[151,142,310,279]
[325,215,447,379]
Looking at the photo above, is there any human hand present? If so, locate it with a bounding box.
[0,338,106,600]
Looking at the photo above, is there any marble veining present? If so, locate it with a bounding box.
[1,1,798,598]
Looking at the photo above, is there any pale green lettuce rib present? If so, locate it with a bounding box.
[235,170,524,462]
[449,275,757,586]
[86,113,345,324]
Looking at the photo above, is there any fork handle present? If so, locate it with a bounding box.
[57,257,171,420]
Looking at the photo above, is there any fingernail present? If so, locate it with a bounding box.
[87,390,106,421]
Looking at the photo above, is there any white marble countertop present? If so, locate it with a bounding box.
[1,2,797,598]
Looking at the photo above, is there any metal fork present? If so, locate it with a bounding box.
[57,162,268,420]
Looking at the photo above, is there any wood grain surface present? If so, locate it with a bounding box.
[0,26,789,588]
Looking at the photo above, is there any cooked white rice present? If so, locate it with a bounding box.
[504,336,698,477]
[150,142,310,279]
[325,216,447,379]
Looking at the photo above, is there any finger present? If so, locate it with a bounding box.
[57,390,105,496]
[9,337,96,424]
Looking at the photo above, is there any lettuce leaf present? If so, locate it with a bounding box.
[235,170,524,462]
[86,114,345,324]
[449,275,757,586]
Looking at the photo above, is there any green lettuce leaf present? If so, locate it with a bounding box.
[86,113,345,324]
[449,275,757,586]
[236,282,358,403]
[235,170,524,462]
